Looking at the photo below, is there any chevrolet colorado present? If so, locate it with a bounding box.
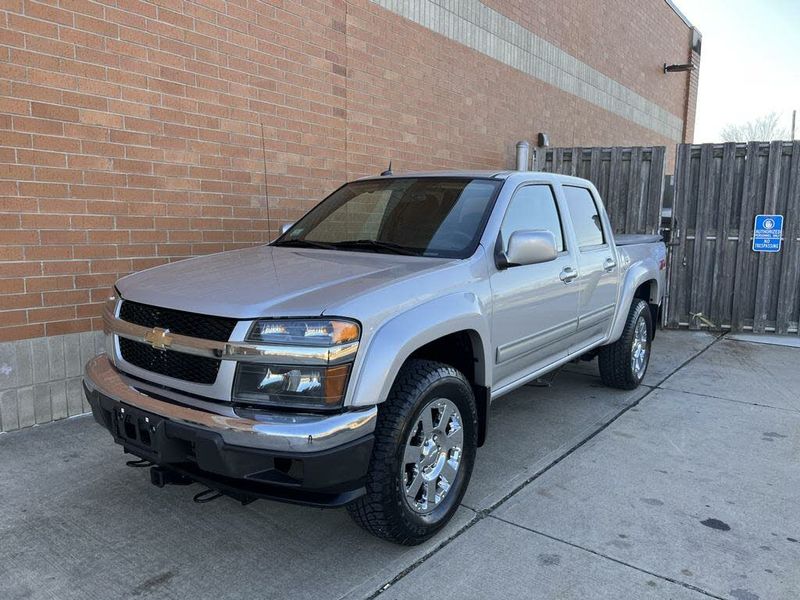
[84,170,666,544]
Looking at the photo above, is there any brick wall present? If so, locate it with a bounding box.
[0,0,696,431]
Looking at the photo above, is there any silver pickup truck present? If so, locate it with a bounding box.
[84,170,666,544]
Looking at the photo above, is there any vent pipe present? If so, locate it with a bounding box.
[515,140,531,171]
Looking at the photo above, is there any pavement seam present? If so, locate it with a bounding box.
[656,385,800,414]
[359,509,483,600]
[362,333,725,598]
[488,515,728,600]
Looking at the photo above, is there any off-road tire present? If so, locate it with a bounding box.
[598,299,652,390]
[346,359,478,545]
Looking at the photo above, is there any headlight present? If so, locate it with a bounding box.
[246,319,360,346]
[233,363,351,411]
[234,318,360,411]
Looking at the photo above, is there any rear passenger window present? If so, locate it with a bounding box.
[500,185,564,252]
[563,186,605,248]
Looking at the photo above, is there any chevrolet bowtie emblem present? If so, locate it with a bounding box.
[144,327,173,350]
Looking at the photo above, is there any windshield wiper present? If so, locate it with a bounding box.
[333,239,420,256]
[272,239,338,250]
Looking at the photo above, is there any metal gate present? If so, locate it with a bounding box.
[666,141,800,333]
[534,146,666,235]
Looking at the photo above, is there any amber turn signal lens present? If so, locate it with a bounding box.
[323,363,352,406]
[331,321,360,345]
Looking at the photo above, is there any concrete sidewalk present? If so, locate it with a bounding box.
[1,332,798,600]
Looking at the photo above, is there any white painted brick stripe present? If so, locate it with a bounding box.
[371,0,684,141]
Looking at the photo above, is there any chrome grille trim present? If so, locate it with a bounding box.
[105,303,359,366]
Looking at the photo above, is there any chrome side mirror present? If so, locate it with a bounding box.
[280,222,294,235]
[498,230,558,269]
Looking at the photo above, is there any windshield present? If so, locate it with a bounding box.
[273,177,503,258]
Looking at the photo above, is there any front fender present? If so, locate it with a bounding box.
[348,292,491,407]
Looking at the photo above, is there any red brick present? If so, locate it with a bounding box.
[17,150,67,167]
[28,305,77,323]
[42,260,90,275]
[0,324,45,342]
[25,1,75,26]
[44,319,90,336]
[42,289,90,306]
[30,102,79,122]
[13,116,64,135]
[26,276,75,292]
[0,293,42,311]
[0,279,26,295]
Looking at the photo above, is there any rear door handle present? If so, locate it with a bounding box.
[559,267,578,283]
[603,258,617,272]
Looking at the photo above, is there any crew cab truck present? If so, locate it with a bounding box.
[83,171,666,545]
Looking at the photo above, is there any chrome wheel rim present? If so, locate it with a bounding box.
[401,397,463,515]
[631,316,649,379]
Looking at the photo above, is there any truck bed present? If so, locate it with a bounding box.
[615,233,662,246]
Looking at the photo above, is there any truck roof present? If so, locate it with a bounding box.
[356,170,592,185]
[356,170,515,181]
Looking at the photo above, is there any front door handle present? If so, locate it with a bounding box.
[603,258,617,272]
[559,267,578,283]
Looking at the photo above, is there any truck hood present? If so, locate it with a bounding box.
[115,245,450,319]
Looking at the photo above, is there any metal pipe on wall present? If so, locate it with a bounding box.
[515,141,531,171]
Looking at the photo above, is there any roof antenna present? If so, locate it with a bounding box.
[380,160,393,176]
[260,122,274,240]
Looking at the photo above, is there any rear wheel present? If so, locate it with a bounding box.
[598,299,652,390]
[347,359,477,545]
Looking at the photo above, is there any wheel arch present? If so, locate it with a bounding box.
[608,265,661,343]
[633,279,660,336]
[347,293,491,445]
[407,331,490,447]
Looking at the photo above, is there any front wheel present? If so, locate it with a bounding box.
[598,299,653,390]
[346,359,478,545]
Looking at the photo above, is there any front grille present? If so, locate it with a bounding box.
[119,300,237,342]
[117,300,238,385]
[119,338,221,385]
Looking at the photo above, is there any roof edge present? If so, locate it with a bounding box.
[664,0,694,30]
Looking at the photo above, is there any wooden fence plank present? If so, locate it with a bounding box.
[686,144,709,329]
[625,147,642,234]
[648,146,666,235]
[537,145,665,236]
[753,141,783,333]
[775,141,800,334]
[730,142,759,332]
[709,143,737,329]
[665,144,690,328]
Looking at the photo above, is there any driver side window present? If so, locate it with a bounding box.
[500,185,565,251]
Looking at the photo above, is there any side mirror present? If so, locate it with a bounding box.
[498,230,558,269]
[280,222,294,235]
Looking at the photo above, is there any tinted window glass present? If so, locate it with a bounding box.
[500,185,564,251]
[277,178,502,258]
[297,189,392,243]
[563,186,604,248]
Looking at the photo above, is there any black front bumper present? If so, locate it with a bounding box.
[85,383,374,507]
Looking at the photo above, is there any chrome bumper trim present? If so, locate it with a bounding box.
[84,354,377,453]
[103,304,358,366]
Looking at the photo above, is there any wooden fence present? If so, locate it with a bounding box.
[534,146,666,235]
[666,141,800,333]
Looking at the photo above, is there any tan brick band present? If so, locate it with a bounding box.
[371,0,683,140]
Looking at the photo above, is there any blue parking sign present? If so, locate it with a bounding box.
[752,214,783,252]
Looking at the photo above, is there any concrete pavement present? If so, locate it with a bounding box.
[2,331,798,600]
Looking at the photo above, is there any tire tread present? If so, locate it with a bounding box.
[347,359,477,545]
[598,299,651,390]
